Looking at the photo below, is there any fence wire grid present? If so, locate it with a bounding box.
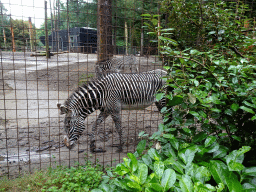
[0,0,163,178]
[0,0,256,178]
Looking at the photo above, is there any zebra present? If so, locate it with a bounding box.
[57,69,167,152]
[95,55,138,78]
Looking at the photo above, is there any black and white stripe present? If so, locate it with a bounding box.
[59,69,167,152]
[96,55,138,78]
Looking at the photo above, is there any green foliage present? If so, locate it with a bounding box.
[92,135,256,191]
[92,1,256,191]
[0,157,105,192]
[42,160,103,191]
[161,0,256,53]
[155,0,256,165]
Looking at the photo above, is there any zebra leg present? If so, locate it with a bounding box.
[155,98,173,122]
[111,112,124,152]
[155,98,166,113]
[90,111,110,153]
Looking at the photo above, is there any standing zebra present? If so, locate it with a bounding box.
[57,69,167,152]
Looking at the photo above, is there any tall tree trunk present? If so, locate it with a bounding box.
[97,0,113,62]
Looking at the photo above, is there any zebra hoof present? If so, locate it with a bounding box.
[90,141,106,153]
[92,148,106,153]
[111,144,120,147]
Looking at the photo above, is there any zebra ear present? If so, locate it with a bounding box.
[57,103,68,114]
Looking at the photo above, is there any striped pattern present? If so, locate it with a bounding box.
[97,55,137,74]
[60,69,167,152]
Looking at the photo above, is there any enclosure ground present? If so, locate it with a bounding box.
[0,52,163,177]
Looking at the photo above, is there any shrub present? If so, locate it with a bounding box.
[42,159,104,192]
[145,0,256,166]
[92,135,256,192]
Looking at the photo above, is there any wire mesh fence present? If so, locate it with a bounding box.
[0,0,163,178]
[0,0,256,179]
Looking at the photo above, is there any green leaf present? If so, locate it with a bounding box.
[194,182,215,192]
[179,175,193,192]
[127,182,142,191]
[173,160,185,174]
[138,163,148,184]
[161,28,175,32]
[208,31,216,35]
[148,148,161,161]
[170,139,179,151]
[190,49,199,55]
[167,96,183,107]
[210,108,221,113]
[242,167,256,177]
[162,143,177,158]
[193,132,208,143]
[178,145,198,165]
[154,161,165,179]
[198,111,207,118]
[207,142,220,153]
[195,166,211,183]
[163,134,175,139]
[148,183,164,192]
[142,154,153,167]
[137,140,147,155]
[91,189,103,192]
[224,171,244,192]
[243,101,256,108]
[127,153,138,173]
[209,160,227,184]
[115,164,130,176]
[204,136,217,148]
[213,146,229,159]
[145,187,155,192]
[240,106,255,114]
[228,160,244,172]
[161,169,176,191]
[113,178,131,190]
[156,93,165,102]
[231,135,241,142]
[183,128,191,134]
[189,111,201,121]
[130,175,140,183]
[216,183,225,192]
[231,103,239,112]
[141,14,151,17]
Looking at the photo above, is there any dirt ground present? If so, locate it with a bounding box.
[0,51,163,177]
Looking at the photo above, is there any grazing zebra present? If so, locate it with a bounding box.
[57,69,167,152]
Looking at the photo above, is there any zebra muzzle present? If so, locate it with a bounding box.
[63,135,75,149]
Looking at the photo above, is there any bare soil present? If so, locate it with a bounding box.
[0,52,163,177]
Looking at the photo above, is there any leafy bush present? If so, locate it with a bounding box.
[92,134,256,192]
[0,157,106,192]
[92,1,256,191]
[42,159,104,192]
[148,0,256,166]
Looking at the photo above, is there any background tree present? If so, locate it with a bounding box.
[0,3,10,48]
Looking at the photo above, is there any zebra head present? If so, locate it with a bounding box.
[57,103,76,149]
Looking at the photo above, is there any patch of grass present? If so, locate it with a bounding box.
[0,157,107,192]
[78,73,94,86]
[0,170,49,192]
